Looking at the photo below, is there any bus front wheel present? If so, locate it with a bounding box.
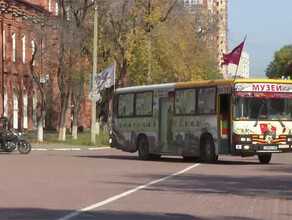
[200,135,218,163]
[258,154,272,164]
[138,136,150,160]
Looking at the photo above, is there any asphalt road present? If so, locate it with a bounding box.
[0,148,291,220]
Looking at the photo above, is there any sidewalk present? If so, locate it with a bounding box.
[31,142,110,151]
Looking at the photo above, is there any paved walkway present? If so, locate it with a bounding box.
[31,142,110,151]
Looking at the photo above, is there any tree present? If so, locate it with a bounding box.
[56,0,93,141]
[266,45,292,78]
[26,17,58,142]
[127,5,220,84]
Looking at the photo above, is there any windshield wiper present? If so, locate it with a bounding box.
[269,105,286,128]
[254,103,264,127]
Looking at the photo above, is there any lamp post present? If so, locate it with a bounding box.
[91,0,98,144]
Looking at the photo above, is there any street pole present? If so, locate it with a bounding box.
[91,0,98,144]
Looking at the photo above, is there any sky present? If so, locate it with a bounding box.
[228,0,292,78]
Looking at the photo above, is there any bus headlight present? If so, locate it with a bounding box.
[244,145,250,150]
[288,138,292,142]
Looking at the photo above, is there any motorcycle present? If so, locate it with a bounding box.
[0,116,31,154]
[0,129,31,154]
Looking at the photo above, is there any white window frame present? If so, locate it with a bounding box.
[55,2,59,15]
[23,88,28,129]
[32,90,37,130]
[3,29,5,60]
[22,36,26,64]
[31,39,35,66]
[4,87,8,116]
[13,88,18,129]
[48,0,52,12]
[12,33,16,62]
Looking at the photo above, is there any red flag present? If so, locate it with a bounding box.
[221,41,244,66]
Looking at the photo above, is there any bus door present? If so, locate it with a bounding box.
[219,94,231,154]
[159,97,175,153]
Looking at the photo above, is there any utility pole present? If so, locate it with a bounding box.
[91,0,98,144]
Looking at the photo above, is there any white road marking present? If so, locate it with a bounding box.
[88,147,110,150]
[59,163,201,220]
[32,148,48,151]
[53,148,71,151]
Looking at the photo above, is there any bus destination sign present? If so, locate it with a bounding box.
[235,83,292,93]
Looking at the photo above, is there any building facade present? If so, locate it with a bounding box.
[227,51,250,79]
[183,0,228,78]
[0,0,72,132]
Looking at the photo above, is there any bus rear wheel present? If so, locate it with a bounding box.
[138,136,150,160]
[200,135,218,163]
[258,154,272,164]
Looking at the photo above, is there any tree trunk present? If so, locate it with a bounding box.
[58,97,69,141]
[72,125,78,140]
[95,119,100,135]
[37,120,43,142]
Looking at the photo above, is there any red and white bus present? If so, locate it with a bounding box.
[110,79,292,164]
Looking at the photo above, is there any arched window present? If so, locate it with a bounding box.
[4,87,8,116]
[32,90,37,130]
[23,88,28,129]
[13,88,18,129]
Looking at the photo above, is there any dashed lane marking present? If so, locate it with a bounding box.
[88,147,110,150]
[58,163,201,220]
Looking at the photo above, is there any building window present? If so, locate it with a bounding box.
[22,36,26,64]
[55,2,59,15]
[3,29,5,60]
[12,33,16,62]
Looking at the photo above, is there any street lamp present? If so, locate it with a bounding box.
[91,0,98,144]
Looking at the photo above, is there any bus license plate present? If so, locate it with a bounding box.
[263,146,278,150]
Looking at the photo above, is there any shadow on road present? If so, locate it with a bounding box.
[130,173,292,200]
[74,154,274,165]
[74,155,195,163]
[0,208,261,220]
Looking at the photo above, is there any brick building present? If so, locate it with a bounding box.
[0,0,92,132]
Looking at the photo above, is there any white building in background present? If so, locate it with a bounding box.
[227,52,249,79]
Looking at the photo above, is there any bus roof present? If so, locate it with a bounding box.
[115,83,174,93]
[115,79,292,93]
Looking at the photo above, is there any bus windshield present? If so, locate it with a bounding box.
[233,96,292,121]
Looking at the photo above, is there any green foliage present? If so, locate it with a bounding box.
[42,131,110,147]
[266,45,292,78]
[127,12,220,85]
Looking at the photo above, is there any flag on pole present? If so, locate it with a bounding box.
[221,40,245,66]
[94,63,115,92]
